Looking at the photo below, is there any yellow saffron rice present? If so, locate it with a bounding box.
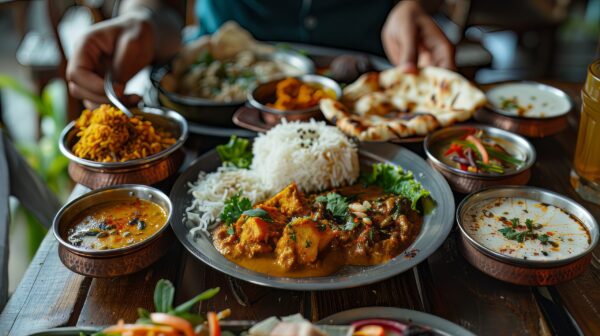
[72,105,176,162]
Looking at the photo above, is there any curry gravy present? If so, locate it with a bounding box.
[67,198,167,250]
[214,183,423,277]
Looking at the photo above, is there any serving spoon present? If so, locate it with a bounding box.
[104,71,134,118]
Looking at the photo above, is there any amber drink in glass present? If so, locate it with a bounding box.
[571,59,600,204]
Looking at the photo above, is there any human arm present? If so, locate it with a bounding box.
[66,0,184,108]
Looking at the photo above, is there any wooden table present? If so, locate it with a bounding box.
[2,81,599,336]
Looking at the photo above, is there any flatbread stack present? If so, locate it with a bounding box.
[320,67,487,141]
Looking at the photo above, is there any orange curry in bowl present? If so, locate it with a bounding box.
[67,198,168,250]
[213,183,423,277]
[267,77,336,111]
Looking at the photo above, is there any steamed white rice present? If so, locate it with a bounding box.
[186,120,359,233]
[252,120,359,193]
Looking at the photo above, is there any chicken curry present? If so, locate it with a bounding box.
[213,183,423,277]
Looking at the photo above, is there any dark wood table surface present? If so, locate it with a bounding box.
[1,81,599,336]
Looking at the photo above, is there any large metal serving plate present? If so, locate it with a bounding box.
[320,307,475,336]
[169,142,454,290]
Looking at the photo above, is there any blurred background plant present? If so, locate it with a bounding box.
[0,76,72,258]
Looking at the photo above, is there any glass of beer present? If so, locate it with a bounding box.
[571,59,600,204]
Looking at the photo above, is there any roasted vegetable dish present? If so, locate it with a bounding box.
[213,164,429,277]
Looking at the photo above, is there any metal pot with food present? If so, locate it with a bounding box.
[150,22,315,127]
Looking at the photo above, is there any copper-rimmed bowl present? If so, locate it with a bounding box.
[53,184,173,277]
[456,186,599,285]
[424,124,536,193]
[247,74,342,125]
[475,81,573,137]
[59,106,188,189]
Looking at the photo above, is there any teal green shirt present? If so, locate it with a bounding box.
[196,0,394,55]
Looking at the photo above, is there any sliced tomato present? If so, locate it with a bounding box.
[150,313,195,336]
[208,311,221,336]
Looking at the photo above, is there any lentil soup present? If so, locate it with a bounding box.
[67,198,168,250]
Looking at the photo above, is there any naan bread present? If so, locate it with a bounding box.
[320,67,486,141]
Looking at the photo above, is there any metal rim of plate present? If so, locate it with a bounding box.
[169,142,455,290]
[485,81,574,119]
[319,307,476,336]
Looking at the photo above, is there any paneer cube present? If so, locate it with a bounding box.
[261,183,308,217]
[239,217,270,244]
[275,218,335,270]
[231,216,275,257]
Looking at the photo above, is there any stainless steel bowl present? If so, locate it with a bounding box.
[247,74,342,125]
[455,186,599,285]
[150,51,316,126]
[424,124,536,193]
[53,184,174,277]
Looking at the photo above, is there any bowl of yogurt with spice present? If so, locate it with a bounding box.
[456,186,598,285]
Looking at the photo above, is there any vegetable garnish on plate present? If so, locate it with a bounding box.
[216,135,253,169]
[442,129,524,175]
[95,279,225,336]
[361,163,432,213]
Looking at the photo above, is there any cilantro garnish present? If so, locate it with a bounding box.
[316,192,349,221]
[220,193,252,234]
[498,218,552,245]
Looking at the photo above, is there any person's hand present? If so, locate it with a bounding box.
[382,1,455,71]
[66,12,156,109]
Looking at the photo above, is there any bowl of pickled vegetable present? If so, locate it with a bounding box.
[424,125,536,193]
[53,184,173,277]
